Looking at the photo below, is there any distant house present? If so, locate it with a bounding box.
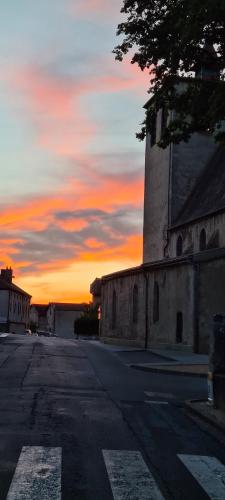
[30,304,48,332]
[0,267,31,334]
[47,302,88,339]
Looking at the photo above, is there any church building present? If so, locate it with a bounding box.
[91,50,225,354]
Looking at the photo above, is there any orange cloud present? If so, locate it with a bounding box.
[5,57,149,161]
[80,234,142,263]
[0,197,65,230]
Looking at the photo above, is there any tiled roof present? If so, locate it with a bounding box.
[173,146,225,227]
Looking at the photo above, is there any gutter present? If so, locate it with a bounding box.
[144,272,149,349]
[193,262,200,354]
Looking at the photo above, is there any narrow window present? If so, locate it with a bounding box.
[112,290,116,329]
[153,282,159,323]
[176,312,183,343]
[150,113,157,147]
[176,235,183,256]
[133,285,138,324]
[199,228,206,251]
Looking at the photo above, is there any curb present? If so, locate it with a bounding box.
[130,364,207,378]
[184,399,225,434]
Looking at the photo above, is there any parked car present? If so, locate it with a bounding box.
[36,330,50,337]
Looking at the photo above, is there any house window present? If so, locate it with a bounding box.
[153,282,159,323]
[199,228,206,251]
[112,290,117,329]
[176,235,183,256]
[133,285,138,324]
[176,312,183,343]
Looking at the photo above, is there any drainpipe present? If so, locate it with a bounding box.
[7,290,11,333]
[193,262,200,353]
[144,272,149,349]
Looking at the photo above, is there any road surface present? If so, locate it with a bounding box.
[0,333,224,500]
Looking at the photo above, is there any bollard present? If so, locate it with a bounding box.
[207,371,214,406]
[208,315,225,407]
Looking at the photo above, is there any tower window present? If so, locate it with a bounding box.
[153,282,159,323]
[112,290,116,329]
[199,228,206,251]
[150,113,157,147]
[176,235,183,256]
[133,285,138,324]
[176,312,183,343]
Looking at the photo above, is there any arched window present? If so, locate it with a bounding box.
[176,312,183,343]
[199,228,206,251]
[133,285,138,324]
[153,282,159,323]
[176,235,183,256]
[112,290,116,329]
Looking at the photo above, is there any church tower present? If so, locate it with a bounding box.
[143,47,220,264]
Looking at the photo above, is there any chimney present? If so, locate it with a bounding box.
[1,267,13,283]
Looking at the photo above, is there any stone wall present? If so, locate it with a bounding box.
[168,212,224,258]
[101,270,146,347]
[145,264,194,348]
[143,133,171,263]
[199,258,225,353]
[101,262,194,350]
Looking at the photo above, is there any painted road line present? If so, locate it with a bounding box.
[7,446,61,500]
[144,400,169,405]
[145,391,175,399]
[103,449,165,500]
[178,454,225,500]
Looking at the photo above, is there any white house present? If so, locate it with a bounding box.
[47,302,88,339]
[0,268,31,334]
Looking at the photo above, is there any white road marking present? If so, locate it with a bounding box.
[7,446,61,500]
[178,454,225,500]
[144,400,168,405]
[145,391,175,399]
[103,449,165,499]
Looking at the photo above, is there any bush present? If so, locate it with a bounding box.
[74,317,99,337]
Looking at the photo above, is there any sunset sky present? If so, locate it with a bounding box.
[0,0,149,304]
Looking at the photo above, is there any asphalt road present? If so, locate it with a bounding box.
[0,334,225,500]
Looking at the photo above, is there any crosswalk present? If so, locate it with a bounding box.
[6,447,61,500]
[3,446,225,499]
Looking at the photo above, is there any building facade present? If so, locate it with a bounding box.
[0,268,31,334]
[91,88,225,354]
[47,303,88,339]
[29,304,48,332]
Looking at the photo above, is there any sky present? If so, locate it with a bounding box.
[0,0,149,304]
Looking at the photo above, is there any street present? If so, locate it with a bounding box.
[0,334,225,499]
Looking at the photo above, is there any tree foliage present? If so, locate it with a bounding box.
[113,0,225,147]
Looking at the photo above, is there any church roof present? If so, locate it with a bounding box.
[172,145,225,228]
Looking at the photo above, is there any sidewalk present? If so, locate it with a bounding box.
[130,347,225,434]
[94,340,225,433]
[130,348,209,378]
[185,400,225,434]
